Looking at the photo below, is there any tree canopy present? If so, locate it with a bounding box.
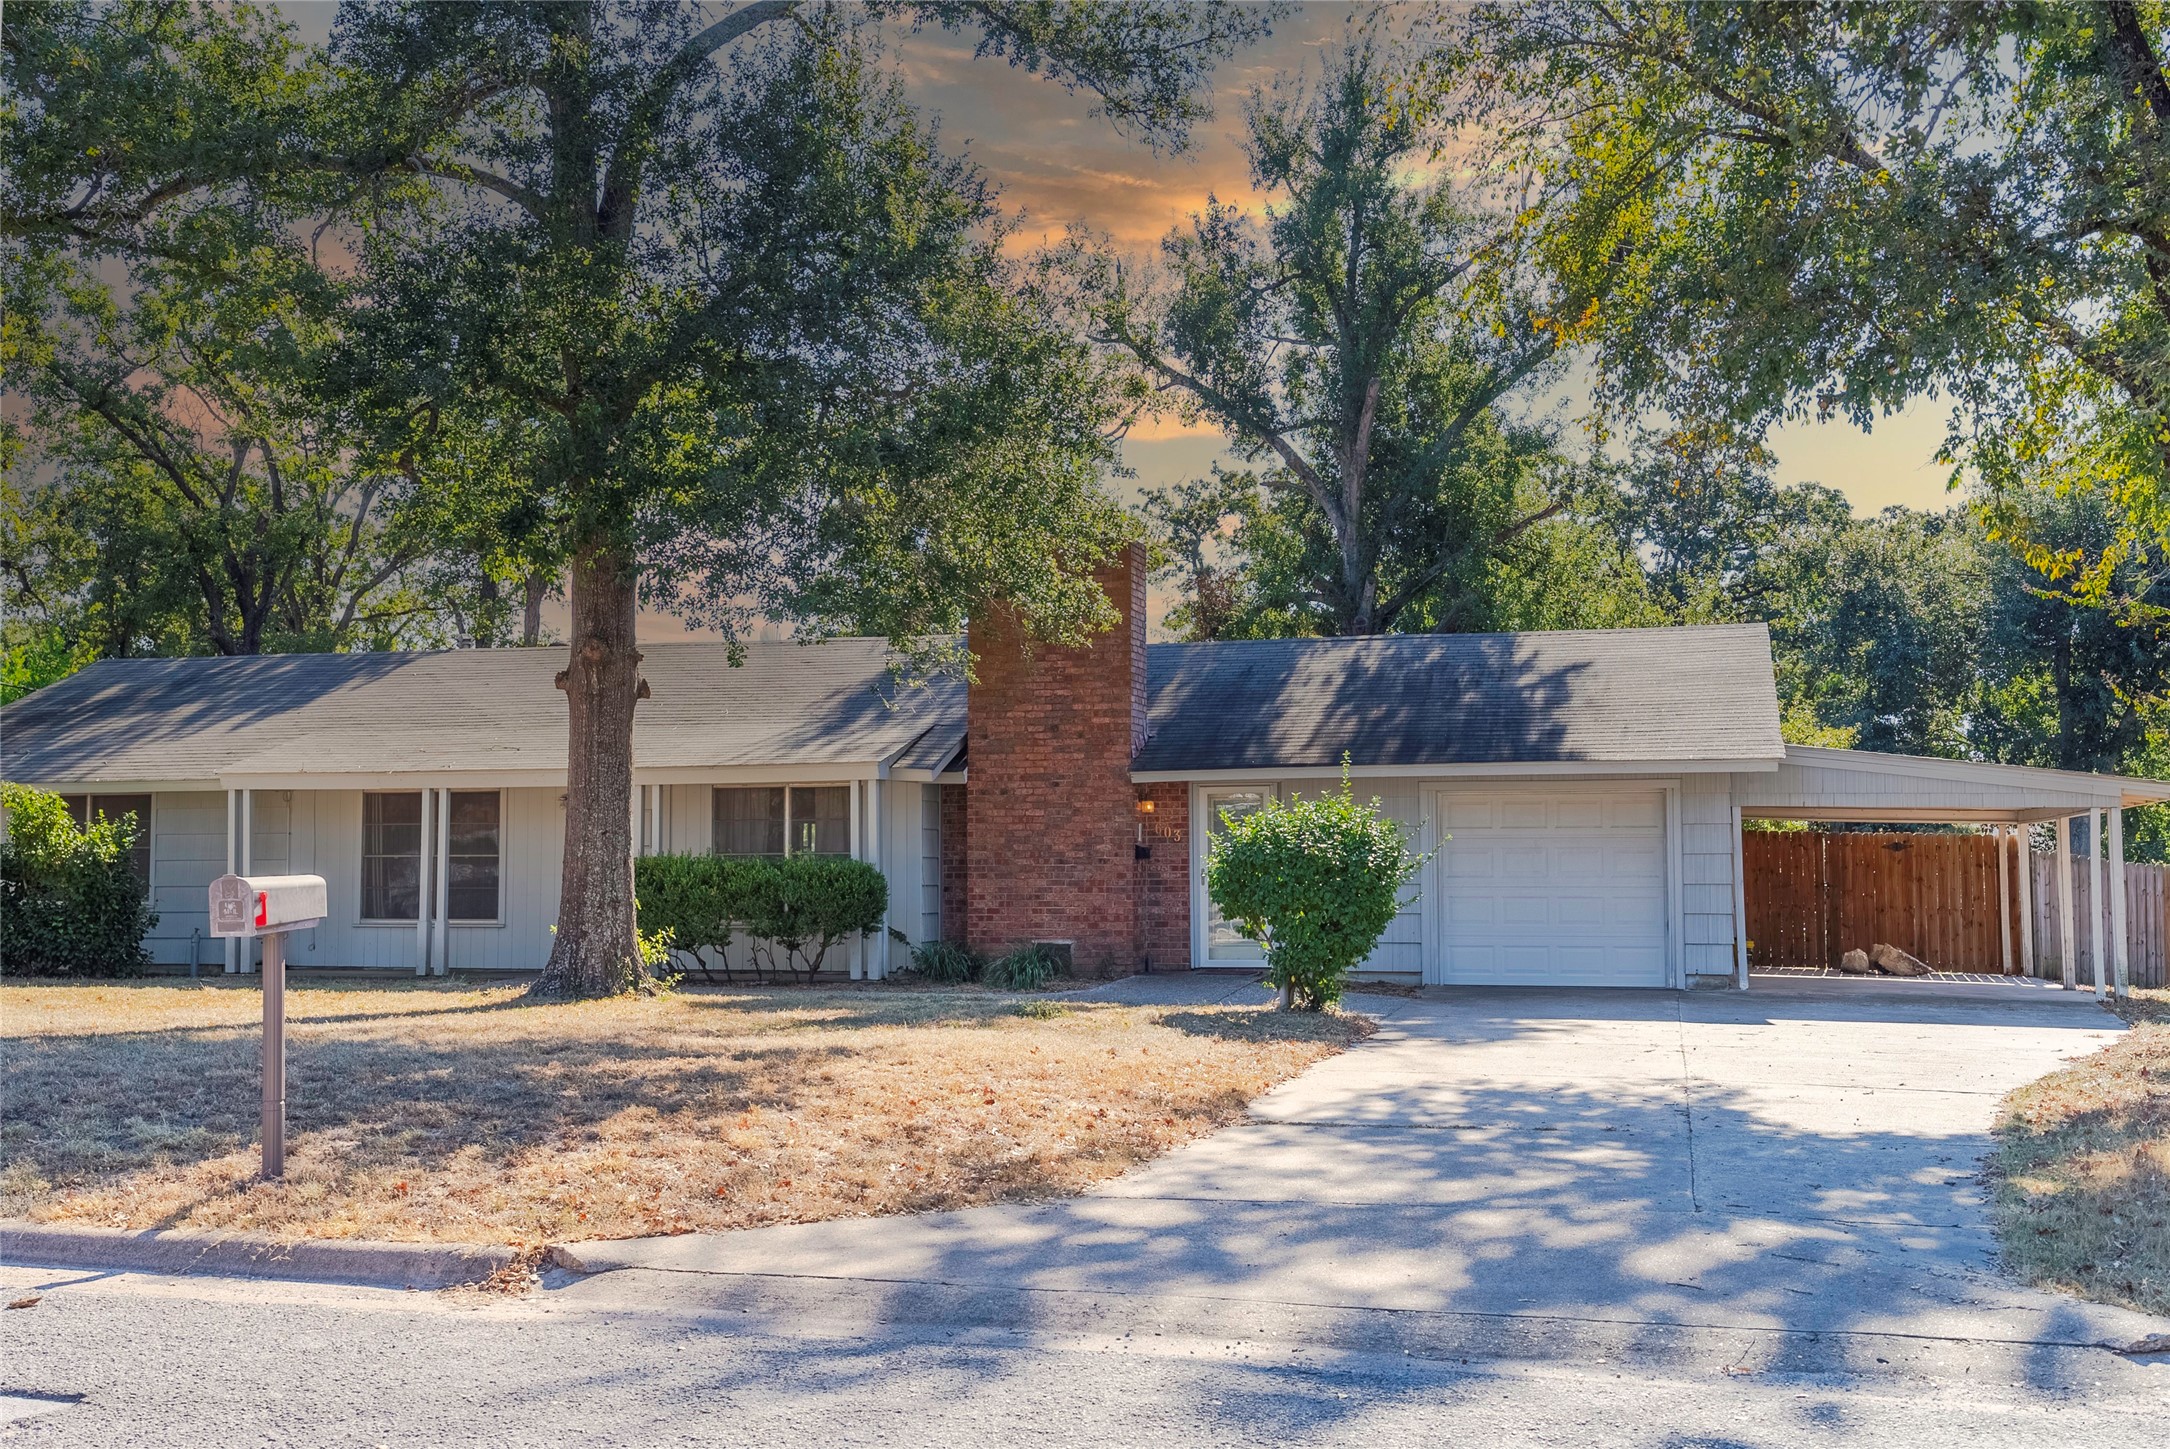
[1079,38,1608,637]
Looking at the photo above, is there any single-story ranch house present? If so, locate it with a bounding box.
[7,546,2168,988]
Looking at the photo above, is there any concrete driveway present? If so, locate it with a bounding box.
[568,974,2166,1368]
[9,975,2168,1446]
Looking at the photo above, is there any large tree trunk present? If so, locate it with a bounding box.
[531,542,648,998]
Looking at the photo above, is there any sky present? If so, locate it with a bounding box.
[265,2,1964,636]
[883,2,1961,518]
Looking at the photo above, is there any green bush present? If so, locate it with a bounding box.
[983,942,1067,991]
[907,938,982,983]
[635,852,887,985]
[1204,765,1422,1010]
[0,783,158,977]
[635,854,733,982]
[743,854,888,984]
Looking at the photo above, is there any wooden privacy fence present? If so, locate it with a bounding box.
[1743,830,2168,987]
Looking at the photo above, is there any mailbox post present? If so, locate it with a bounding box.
[209,874,326,1179]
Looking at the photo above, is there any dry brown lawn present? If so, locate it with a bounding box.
[0,977,1366,1247]
[1989,987,2170,1317]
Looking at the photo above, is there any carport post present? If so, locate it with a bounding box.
[2055,816,2078,990]
[1996,825,2013,974]
[2015,824,2036,977]
[2088,808,2108,1000]
[2110,806,2132,1000]
[1730,803,1749,990]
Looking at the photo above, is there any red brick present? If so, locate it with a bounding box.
[964,544,1153,974]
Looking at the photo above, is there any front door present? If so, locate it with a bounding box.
[1198,787,1271,965]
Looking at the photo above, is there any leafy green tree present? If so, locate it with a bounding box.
[324,1,1265,997]
[1456,0,2170,606]
[1975,489,2170,774]
[1205,767,1421,1010]
[1080,37,1588,637]
[1603,427,1855,622]
[8,0,1267,996]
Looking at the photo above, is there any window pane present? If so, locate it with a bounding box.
[789,786,851,856]
[362,792,422,920]
[1204,790,1270,961]
[447,791,500,921]
[713,787,785,857]
[60,795,89,827]
[92,796,153,885]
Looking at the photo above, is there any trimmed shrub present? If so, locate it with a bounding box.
[983,942,1067,991]
[1204,765,1422,1010]
[635,853,735,982]
[742,854,888,984]
[0,783,158,977]
[636,852,888,985]
[907,938,981,983]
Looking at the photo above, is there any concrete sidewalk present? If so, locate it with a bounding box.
[561,980,2168,1365]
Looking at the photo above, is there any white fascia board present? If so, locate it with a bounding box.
[1130,757,1781,785]
[1782,745,2165,802]
[7,776,222,793]
[1741,804,2104,824]
[222,769,571,791]
[632,762,882,786]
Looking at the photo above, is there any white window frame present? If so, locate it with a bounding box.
[711,783,854,858]
[357,789,426,925]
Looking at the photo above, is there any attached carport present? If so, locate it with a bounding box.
[1734,745,2170,999]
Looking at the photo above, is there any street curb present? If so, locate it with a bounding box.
[0,1221,517,1290]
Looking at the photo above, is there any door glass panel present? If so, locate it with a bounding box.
[1203,788,1271,961]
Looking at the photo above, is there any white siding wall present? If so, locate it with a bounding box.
[145,791,226,968]
[1227,780,1425,975]
[920,783,943,943]
[1678,774,1739,981]
[136,787,566,971]
[1197,775,1743,985]
[874,778,940,951]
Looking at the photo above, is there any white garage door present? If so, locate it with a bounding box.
[1430,789,1668,987]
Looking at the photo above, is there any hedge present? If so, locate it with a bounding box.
[635,853,887,984]
[1,783,159,977]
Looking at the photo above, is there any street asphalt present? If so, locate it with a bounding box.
[4,974,2165,1445]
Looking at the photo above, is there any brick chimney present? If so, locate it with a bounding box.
[963,543,1149,972]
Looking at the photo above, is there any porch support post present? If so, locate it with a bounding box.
[2088,808,2108,1000]
[2055,815,2078,990]
[1996,824,2013,975]
[2015,824,2037,977]
[415,786,433,977]
[224,788,240,974]
[432,787,451,976]
[866,778,886,982]
[240,788,256,973]
[848,780,864,981]
[2110,805,2131,1000]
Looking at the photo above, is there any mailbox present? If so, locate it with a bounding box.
[208,874,326,938]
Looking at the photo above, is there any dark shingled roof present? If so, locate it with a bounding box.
[1133,624,1783,773]
[2,624,1782,787]
[1,642,964,785]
